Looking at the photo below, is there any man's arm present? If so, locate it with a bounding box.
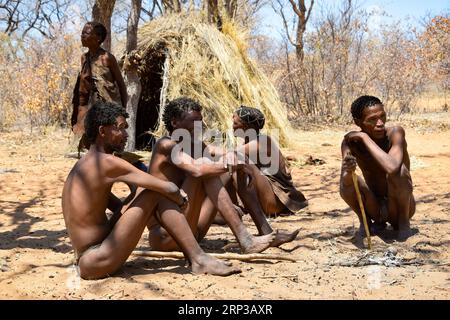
[340,139,356,189]
[104,155,184,206]
[171,145,230,178]
[153,138,229,178]
[346,127,405,175]
[203,143,226,158]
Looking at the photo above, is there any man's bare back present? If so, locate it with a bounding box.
[62,152,124,256]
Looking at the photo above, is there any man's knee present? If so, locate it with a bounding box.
[79,251,120,280]
[339,183,356,202]
[130,189,160,213]
[387,165,412,192]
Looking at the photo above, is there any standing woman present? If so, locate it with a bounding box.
[72,21,128,135]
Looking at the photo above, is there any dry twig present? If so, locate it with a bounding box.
[132,250,297,262]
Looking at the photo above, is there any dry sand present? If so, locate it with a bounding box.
[0,114,449,299]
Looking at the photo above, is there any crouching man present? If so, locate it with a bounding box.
[340,96,415,240]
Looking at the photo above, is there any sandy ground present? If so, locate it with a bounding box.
[0,113,449,300]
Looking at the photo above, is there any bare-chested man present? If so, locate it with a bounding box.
[62,101,240,279]
[339,95,415,240]
[147,97,276,253]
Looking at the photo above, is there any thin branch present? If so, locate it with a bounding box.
[274,0,297,47]
[132,250,298,262]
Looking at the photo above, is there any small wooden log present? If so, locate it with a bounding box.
[132,250,297,263]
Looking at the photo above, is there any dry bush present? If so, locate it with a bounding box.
[256,2,449,125]
[0,31,80,132]
[0,33,23,129]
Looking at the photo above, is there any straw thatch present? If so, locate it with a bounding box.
[134,12,293,148]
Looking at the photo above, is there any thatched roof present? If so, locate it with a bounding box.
[135,12,293,147]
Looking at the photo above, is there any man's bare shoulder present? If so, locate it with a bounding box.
[103,50,118,66]
[81,151,130,173]
[257,134,278,149]
[387,125,406,136]
[387,125,407,144]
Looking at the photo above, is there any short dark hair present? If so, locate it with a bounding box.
[162,97,202,132]
[351,95,383,119]
[235,105,265,131]
[86,21,107,44]
[85,101,129,144]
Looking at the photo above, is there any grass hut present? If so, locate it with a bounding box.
[132,12,293,150]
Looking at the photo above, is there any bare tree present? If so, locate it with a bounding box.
[273,0,314,63]
[92,0,116,51]
[206,0,221,28]
[224,0,237,18]
[161,0,182,13]
[0,0,72,39]
[123,0,142,151]
[237,0,266,27]
[141,0,163,20]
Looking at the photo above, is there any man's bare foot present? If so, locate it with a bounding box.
[240,232,275,254]
[397,227,413,241]
[270,229,300,247]
[358,223,377,237]
[269,229,300,247]
[191,254,241,276]
[371,222,387,234]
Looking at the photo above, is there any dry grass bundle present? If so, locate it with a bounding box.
[135,12,293,147]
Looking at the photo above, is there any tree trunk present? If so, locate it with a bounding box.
[224,0,237,20]
[288,0,315,65]
[207,0,222,29]
[295,25,305,63]
[92,0,117,52]
[124,0,142,151]
[161,0,182,14]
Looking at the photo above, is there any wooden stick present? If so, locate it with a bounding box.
[132,250,297,262]
[352,171,372,249]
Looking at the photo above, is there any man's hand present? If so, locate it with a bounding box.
[342,154,357,174]
[344,131,368,144]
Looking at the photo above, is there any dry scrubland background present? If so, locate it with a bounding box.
[0,0,449,299]
[0,1,448,132]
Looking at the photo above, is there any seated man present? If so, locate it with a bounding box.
[147,97,277,253]
[197,106,307,246]
[230,106,308,218]
[339,95,415,240]
[62,101,240,279]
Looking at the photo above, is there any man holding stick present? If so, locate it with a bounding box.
[339,96,416,241]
